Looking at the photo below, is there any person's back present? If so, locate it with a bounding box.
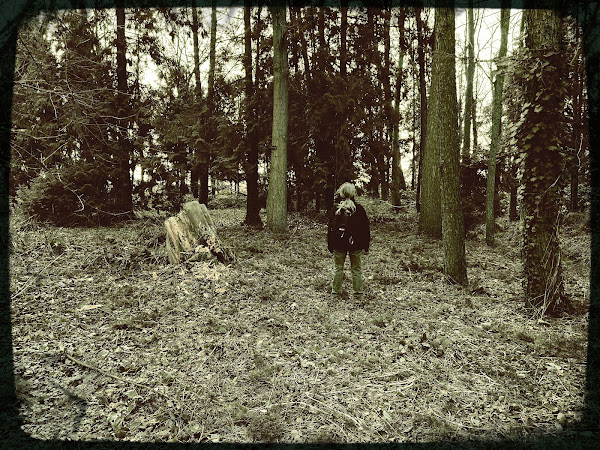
[327,183,370,300]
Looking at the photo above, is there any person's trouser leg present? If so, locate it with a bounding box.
[349,250,363,296]
[332,251,346,295]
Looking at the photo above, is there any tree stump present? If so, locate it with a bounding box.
[165,201,235,264]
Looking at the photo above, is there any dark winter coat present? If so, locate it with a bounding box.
[327,202,370,253]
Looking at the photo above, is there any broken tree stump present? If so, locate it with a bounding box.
[165,201,235,264]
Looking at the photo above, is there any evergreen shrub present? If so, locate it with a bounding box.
[17,162,118,226]
[461,160,487,233]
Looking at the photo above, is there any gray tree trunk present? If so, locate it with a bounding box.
[415,7,428,214]
[266,5,288,232]
[419,7,442,238]
[391,9,407,207]
[191,2,202,199]
[462,2,475,163]
[243,2,263,227]
[431,5,468,286]
[485,2,511,246]
[199,1,217,205]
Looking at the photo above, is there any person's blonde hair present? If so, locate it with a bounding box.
[335,183,357,215]
[336,198,356,215]
[336,182,356,200]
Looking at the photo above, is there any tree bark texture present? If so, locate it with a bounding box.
[165,201,234,264]
[419,7,441,239]
[267,5,288,231]
[519,5,571,316]
[198,1,217,205]
[190,2,202,199]
[485,2,510,246]
[415,8,428,214]
[243,3,262,227]
[431,6,468,286]
[341,0,348,77]
[391,9,408,207]
[462,2,475,163]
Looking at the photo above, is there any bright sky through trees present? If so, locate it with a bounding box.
[135,6,525,177]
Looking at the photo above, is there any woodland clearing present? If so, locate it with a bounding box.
[7,196,593,445]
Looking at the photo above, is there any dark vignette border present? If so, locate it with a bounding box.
[0,0,598,448]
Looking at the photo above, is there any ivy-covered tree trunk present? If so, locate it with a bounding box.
[266,5,288,232]
[485,1,510,246]
[519,5,572,316]
[243,2,262,227]
[115,8,133,214]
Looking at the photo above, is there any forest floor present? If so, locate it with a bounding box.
[7,196,595,446]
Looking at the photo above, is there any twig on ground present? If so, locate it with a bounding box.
[11,253,64,299]
[304,392,363,429]
[63,352,170,399]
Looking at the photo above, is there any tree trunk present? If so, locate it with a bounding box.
[520,4,571,316]
[391,9,408,207]
[243,3,263,227]
[419,6,441,239]
[199,1,217,205]
[115,8,133,214]
[267,5,288,231]
[381,6,392,203]
[341,0,348,78]
[462,2,475,163]
[430,5,467,285]
[415,8,428,214]
[165,201,234,264]
[191,2,202,199]
[508,159,519,220]
[485,1,510,246]
[570,17,584,212]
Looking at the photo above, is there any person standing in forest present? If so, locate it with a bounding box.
[328,182,370,300]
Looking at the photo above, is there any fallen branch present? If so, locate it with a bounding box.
[64,352,169,399]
